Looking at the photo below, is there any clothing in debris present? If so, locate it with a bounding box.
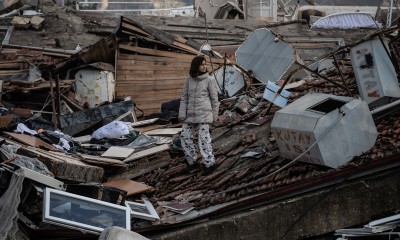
[178,56,219,168]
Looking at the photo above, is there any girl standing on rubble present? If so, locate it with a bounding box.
[178,56,219,174]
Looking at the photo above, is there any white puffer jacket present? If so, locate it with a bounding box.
[178,73,219,124]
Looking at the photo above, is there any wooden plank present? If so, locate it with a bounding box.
[163,29,246,38]
[118,54,193,63]
[117,84,184,91]
[115,94,182,101]
[116,88,182,95]
[119,45,196,59]
[116,64,189,71]
[35,149,87,166]
[0,60,25,63]
[117,80,184,86]
[76,153,127,167]
[121,22,152,37]
[167,23,226,30]
[172,40,200,55]
[107,153,171,181]
[115,90,180,98]
[0,63,23,68]
[128,34,163,45]
[130,118,158,127]
[156,136,172,145]
[118,46,227,64]
[16,147,105,182]
[134,124,170,134]
[115,98,180,107]
[101,146,135,160]
[115,92,181,101]
[144,128,182,136]
[0,115,14,128]
[0,70,28,74]
[123,144,170,163]
[16,80,75,91]
[117,59,189,67]
[3,132,59,151]
[175,36,188,44]
[116,84,183,91]
[116,69,186,75]
[116,61,188,69]
[102,179,152,196]
[117,75,187,81]
[117,72,187,79]
[136,108,159,116]
[124,32,198,55]
[116,81,184,87]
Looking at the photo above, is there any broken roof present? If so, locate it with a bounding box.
[0,1,399,239]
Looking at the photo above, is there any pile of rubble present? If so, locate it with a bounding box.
[0,0,399,239]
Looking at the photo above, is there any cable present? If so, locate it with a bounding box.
[187,110,345,202]
[280,169,352,240]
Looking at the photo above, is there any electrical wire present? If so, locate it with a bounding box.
[187,110,345,202]
[280,168,353,240]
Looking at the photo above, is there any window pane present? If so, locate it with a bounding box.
[45,189,129,232]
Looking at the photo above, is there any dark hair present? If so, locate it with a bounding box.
[189,56,206,78]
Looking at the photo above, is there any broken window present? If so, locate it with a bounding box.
[125,197,159,221]
[43,188,131,234]
[306,98,347,114]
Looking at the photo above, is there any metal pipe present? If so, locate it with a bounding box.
[387,0,394,27]
[371,99,400,115]
[2,43,78,55]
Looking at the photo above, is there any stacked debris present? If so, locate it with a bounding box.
[0,1,399,239]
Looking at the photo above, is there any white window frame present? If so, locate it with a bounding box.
[43,188,131,234]
[125,198,160,221]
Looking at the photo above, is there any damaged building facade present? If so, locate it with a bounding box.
[0,0,399,239]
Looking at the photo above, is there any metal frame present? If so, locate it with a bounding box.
[125,198,160,221]
[18,167,64,190]
[43,188,131,234]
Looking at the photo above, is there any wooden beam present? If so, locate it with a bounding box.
[121,22,152,37]
[123,144,170,163]
[116,64,189,71]
[116,69,187,75]
[119,44,196,59]
[76,153,127,167]
[118,54,193,63]
[117,59,190,67]
[13,146,104,183]
[117,74,187,81]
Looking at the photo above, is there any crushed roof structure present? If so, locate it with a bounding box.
[0,1,399,240]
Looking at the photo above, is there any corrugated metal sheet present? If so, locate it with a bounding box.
[235,28,295,84]
[311,12,382,29]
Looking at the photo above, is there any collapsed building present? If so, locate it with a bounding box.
[0,0,399,240]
